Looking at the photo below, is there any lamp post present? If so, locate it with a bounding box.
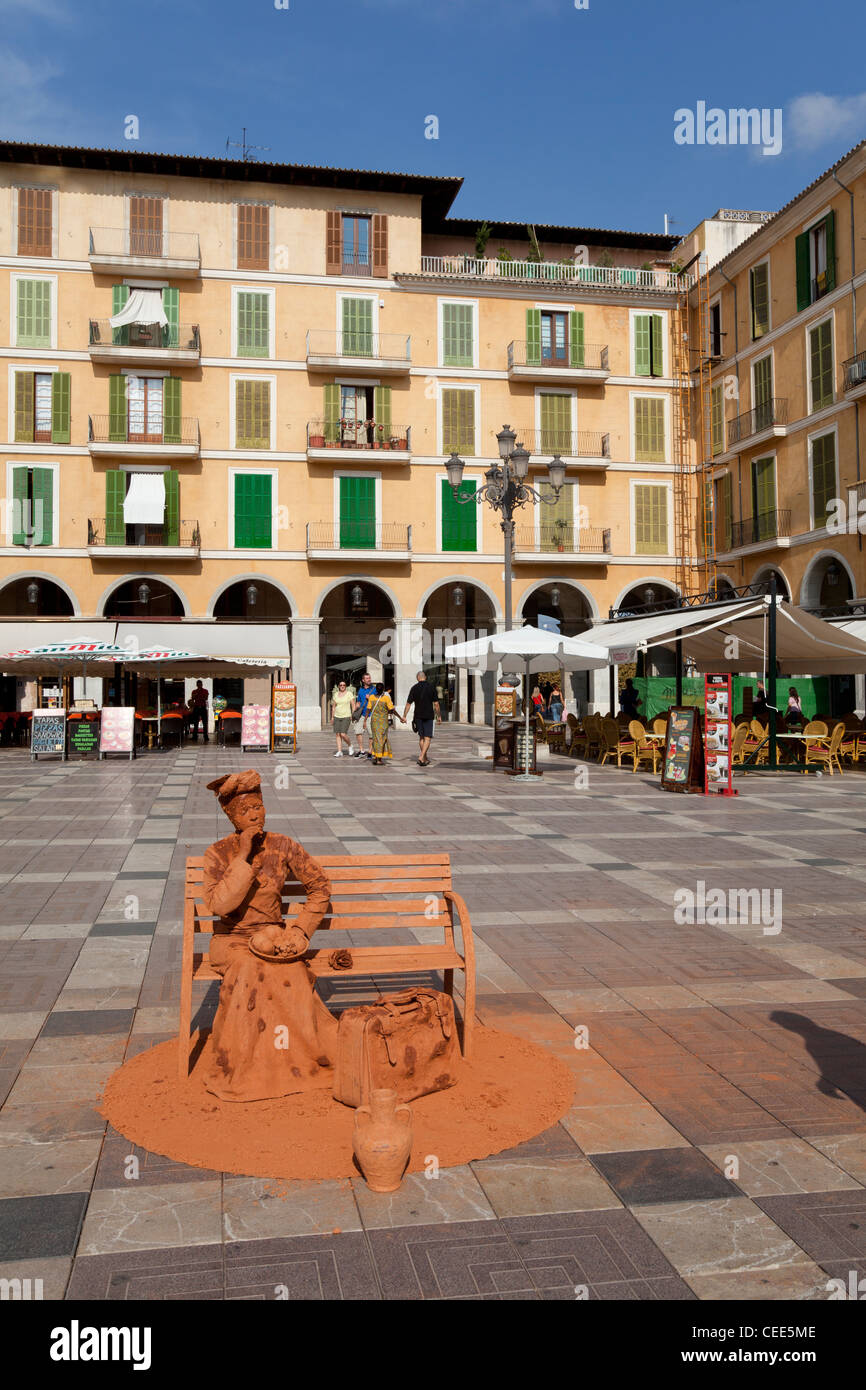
[446,425,566,631]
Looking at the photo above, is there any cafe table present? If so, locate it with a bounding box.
[140,717,160,750]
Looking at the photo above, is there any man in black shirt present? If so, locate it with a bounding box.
[402,670,441,766]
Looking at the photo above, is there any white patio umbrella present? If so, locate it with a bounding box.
[445,625,609,781]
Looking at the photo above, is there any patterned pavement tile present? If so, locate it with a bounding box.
[590,1148,739,1205]
[755,1190,866,1264]
[224,1231,380,1300]
[364,1219,529,1299]
[0,1192,89,1261]
[66,1243,225,1300]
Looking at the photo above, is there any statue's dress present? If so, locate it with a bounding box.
[201,832,338,1101]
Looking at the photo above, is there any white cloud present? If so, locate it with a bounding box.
[787,91,866,152]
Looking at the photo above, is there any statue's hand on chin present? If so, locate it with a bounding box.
[250,923,308,960]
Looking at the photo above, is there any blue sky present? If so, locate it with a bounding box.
[1,0,865,238]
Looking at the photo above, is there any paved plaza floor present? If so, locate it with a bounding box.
[1,724,865,1301]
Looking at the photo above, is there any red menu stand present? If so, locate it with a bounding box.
[704,673,737,797]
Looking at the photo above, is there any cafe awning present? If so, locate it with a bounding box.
[114,622,290,669]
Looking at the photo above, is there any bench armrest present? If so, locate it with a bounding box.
[443,889,475,972]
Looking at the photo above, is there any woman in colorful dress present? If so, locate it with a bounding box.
[365,682,406,764]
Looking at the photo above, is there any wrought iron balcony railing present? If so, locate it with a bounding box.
[88,320,201,352]
[88,518,200,548]
[306,522,411,552]
[305,330,411,362]
[307,420,411,450]
[88,415,200,447]
[726,398,788,446]
[513,428,610,459]
[88,227,200,262]
[507,341,609,371]
[844,350,866,390]
[410,257,691,291]
[726,509,791,550]
[515,525,611,554]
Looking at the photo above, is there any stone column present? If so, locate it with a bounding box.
[470,668,487,724]
[588,666,609,715]
[290,618,322,732]
[456,666,469,723]
[393,618,425,731]
[856,673,866,719]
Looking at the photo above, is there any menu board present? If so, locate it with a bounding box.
[242,704,271,751]
[508,720,540,777]
[69,720,99,755]
[31,709,66,760]
[495,689,518,718]
[100,707,135,759]
[660,706,704,793]
[272,682,297,752]
[704,674,736,797]
[493,689,518,768]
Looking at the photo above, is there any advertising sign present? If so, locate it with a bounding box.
[100,707,135,760]
[704,673,736,797]
[31,709,66,760]
[660,706,704,793]
[271,683,297,752]
[69,720,99,755]
[241,704,271,752]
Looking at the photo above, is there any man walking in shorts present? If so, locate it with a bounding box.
[402,670,441,766]
[353,672,375,759]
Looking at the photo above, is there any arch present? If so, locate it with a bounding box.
[207,573,297,620]
[799,550,856,610]
[611,576,679,614]
[750,564,791,600]
[0,571,81,616]
[515,577,600,623]
[97,574,190,618]
[415,575,502,623]
[313,575,402,621]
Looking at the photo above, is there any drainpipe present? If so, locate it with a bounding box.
[832,168,861,557]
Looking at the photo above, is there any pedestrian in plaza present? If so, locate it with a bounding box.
[402,670,441,767]
[331,680,355,756]
[620,678,641,719]
[189,680,210,743]
[548,682,564,723]
[753,682,770,724]
[353,672,376,759]
[365,682,406,764]
[530,685,545,712]
[785,686,805,727]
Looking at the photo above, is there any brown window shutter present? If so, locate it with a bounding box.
[238,203,269,270]
[129,197,163,256]
[18,188,52,257]
[326,210,342,275]
[372,214,388,276]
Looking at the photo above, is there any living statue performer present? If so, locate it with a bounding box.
[201,771,338,1101]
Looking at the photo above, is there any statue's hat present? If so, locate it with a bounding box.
[206,770,262,807]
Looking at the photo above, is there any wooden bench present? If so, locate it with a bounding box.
[178,851,476,1079]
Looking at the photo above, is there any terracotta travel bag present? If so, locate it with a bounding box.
[335,988,461,1107]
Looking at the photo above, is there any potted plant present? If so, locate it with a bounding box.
[372,422,383,450]
[554,517,568,552]
[340,417,352,448]
[309,427,325,448]
[396,434,408,451]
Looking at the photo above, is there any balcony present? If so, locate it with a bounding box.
[307,420,411,462]
[507,340,610,384]
[306,521,411,561]
[726,398,788,449]
[397,257,691,293]
[512,428,611,468]
[88,415,200,460]
[88,227,201,278]
[844,351,866,399]
[306,330,411,375]
[513,525,611,562]
[88,320,201,367]
[87,518,200,559]
[719,509,791,555]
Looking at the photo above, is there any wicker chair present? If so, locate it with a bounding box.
[652,717,667,736]
[600,716,635,767]
[805,722,846,775]
[547,717,568,755]
[566,713,586,759]
[583,713,603,761]
[731,722,750,766]
[629,719,659,774]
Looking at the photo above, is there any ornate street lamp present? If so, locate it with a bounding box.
[246,582,259,608]
[26,581,39,605]
[137,582,151,606]
[451,585,464,608]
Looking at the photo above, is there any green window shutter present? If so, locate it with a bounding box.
[810,321,834,411]
[634,314,651,375]
[795,232,811,312]
[341,298,373,356]
[569,311,585,368]
[105,471,125,545]
[526,308,541,365]
[235,380,270,449]
[32,467,53,545]
[51,372,70,444]
[442,389,475,456]
[112,285,129,346]
[710,383,723,456]
[442,303,473,366]
[162,286,179,349]
[750,264,769,339]
[650,315,663,376]
[702,479,714,555]
[14,373,34,443]
[634,484,668,555]
[634,398,665,462]
[108,375,127,441]
[17,279,50,347]
[753,356,772,431]
[373,385,391,439]
[752,457,775,538]
[811,434,836,525]
[164,470,179,545]
[714,474,732,550]
[340,475,376,549]
[323,383,340,445]
[824,212,836,293]
[539,480,574,551]
[163,377,182,444]
[441,478,477,551]
[540,394,571,453]
[11,468,27,545]
[234,473,272,548]
[237,291,269,357]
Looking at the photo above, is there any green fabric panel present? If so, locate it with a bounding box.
[753,457,775,538]
[11,468,27,545]
[105,471,125,545]
[163,377,181,444]
[634,314,650,375]
[323,383,340,444]
[634,676,828,723]
[540,393,571,453]
[373,385,391,438]
[108,375,127,441]
[51,373,70,443]
[811,434,836,525]
[795,232,810,312]
[825,211,836,292]
[441,478,477,551]
[234,473,272,548]
[31,467,53,546]
[162,286,179,349]
[340,475,376,549]
[14,373,34,443]
[650,314,663,376]
[112,285,129,346]
[17,279,50,347]
[164,470,179,545]
[810,320,834,410]
[569,311,584,368]
[525,308,541,365]
[341,298,373,356]
[237,290,268,357]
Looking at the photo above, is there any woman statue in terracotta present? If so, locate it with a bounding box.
[201,770,338,1102]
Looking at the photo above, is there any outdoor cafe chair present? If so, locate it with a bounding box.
[731,722,750,766]
[629,719,659,774]
[652,717,667,736]
[159,712,184,749]
[566,713,586,759]
[583,712,603,761]
[804,720,828,737]
[546,716,567,755]
[805,722,846,776]
[600,716,634,768]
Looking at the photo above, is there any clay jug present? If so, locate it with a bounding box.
[353,1088,413,1192]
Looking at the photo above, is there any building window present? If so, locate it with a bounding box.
[634,397,665,462]
[750,263,769,339]
[15,278,52,348]
[526,309,584,367]
[751,456,776,539]
[14,371,69,444]
[233,473,272,548]
[107,375,181,444]
[539,393,572,454]
[441,389,475,456]
[810,433,837,528]
[634,313,664,376]
[809,319,834,412]
[237,203,269,271]
[341,297,374,356]
[796,212,836,311]
[753,354,773,430]
[634,483,668,554]
[713,473,732,551]
[17,188,52,257]
[235,380,271,449]
[339,475,376,549]
[236,291,270,358]
[539,480,576,551]
[441,302,474,367]
[709,302,722,358]
[10,466,53,545]
[441,478,477,551]
[326,212,387,276]
[710,382,723,456]
[104,469,179,546]
[128,196,164,257]
[701,479,714,555]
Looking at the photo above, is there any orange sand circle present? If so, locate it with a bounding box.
[101,1028,575,1181]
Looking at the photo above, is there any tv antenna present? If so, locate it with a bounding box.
[225,128,271,162]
